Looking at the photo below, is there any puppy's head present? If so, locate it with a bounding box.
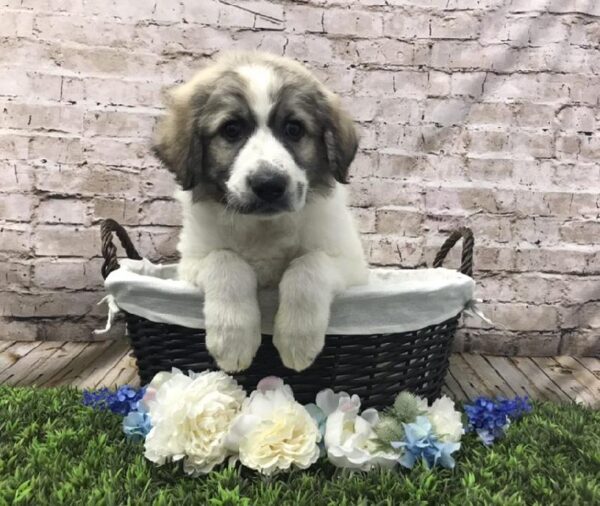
[153,52,358,215]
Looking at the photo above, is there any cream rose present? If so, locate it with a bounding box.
[143,368,246,475]
[427,395,464,443]
[225,377,321,476]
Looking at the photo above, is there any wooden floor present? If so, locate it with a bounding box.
[0,340,598,407]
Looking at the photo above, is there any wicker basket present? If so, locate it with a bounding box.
[100,219,474,409]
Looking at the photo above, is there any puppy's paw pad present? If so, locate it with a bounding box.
[205,324,261,373]
[273,331,324,372]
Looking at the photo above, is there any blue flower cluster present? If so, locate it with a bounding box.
[464,396,532,445]
[391,416,460,470]
[83,385,152,440]
[83,385,146,415]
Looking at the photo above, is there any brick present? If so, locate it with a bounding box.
[424,98,471,126]
[0,224,31,254]
[0,102,84,133]
[350,207,376,234]
[37,318,124,341]
[0,291,100,317]
[93,198,143,225]
[464,331,560,356]
[425,186,515,213]
[285,35,333,65]
[0,162,34,192]
[0,319,38,340]
[34,225,100,257]
[83,109,158,138]
[467,103,513,125]
[33,258,103,289]
[37,198,88,224]
[473,246,516,272]
[181,0,220,24]
[364,235,424,267]
[63,76,162,107]
[142,200,181,226]
[28,135,83,164]
[563,276,600,304]
[429,13,480,40]
[562,302,600,329]
[0,133,29,159]
[33,14,135,49]
[487,303,560,331]
[311,64,355,94]
[82,138,151,167]
[35,164,140,197]
[351,150,378,178]
[285,4,324,33]
[354,70,395,96]
[323,9,383,37]
[560,221,600,245]
[79,0,156,20]
[0,10,34,37]
[560,329,600,356]
[466,158,513,184]
[450,72,486,97]
[0,261,30,289]
[557,106,596,132]
[428,71,451,96]
[349,179,424,208]
[376,206,423,235]
[0,194,34,222]
[0,71,62,101]
[351,39,415,66]
[137,226,179,261]
[514,247,591,274]
[140,167,178,198]
[383,11,431,39]
[512,103,555,128]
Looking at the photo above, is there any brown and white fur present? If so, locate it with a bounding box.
[153,52,368,373]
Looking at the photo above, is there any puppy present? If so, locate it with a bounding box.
[153,51,368,373]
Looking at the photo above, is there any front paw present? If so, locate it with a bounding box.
[273,308,327,372]
[205,304,261,373]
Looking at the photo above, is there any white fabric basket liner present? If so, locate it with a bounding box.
[103,258,476,335]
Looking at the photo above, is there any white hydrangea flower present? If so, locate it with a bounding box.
[225,377,321,476]
[324,396,398,471]
[427,395,465,443]
[143,368,246,476]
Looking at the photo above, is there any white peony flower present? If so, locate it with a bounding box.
[225,377,321,476]
[143,368,246,475]
[427,395,464,443]
[324,396,398,471]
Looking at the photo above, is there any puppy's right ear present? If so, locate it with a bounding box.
[153,84,205,191]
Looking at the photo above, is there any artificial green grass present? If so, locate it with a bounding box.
[0,386,598,506]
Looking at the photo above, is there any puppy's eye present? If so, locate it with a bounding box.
[283,120,304,141]
[220,120,244,142]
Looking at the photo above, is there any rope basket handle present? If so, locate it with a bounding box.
[100,219,142,279]
[432,227,474,277]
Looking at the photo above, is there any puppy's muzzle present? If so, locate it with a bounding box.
[248,170,289,204]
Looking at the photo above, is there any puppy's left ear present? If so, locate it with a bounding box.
[324,95,358,184]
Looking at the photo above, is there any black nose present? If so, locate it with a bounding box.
[248,172,288,203]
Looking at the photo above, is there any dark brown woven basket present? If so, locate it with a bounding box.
[100,218,474,409]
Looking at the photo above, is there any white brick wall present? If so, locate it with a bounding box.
[0,0,598,355]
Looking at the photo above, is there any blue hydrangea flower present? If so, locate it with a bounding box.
[108,386,146,416]
[82,386,146,416]
[392,416,460,470]
[464,396,532,445]
[304,403,327,456]
[82,388,112,410]
[123,403,152,442]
